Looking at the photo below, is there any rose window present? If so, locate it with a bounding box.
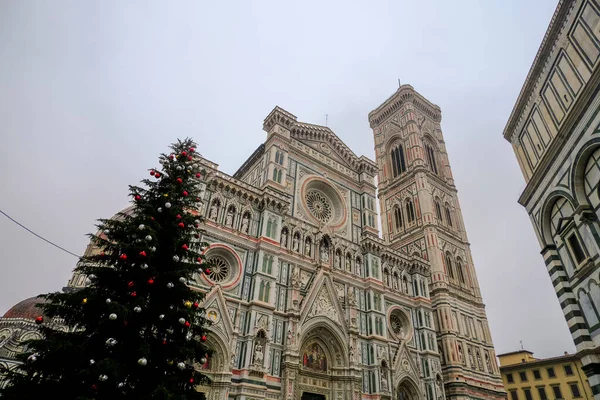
[206,256,229,282]
[305,190,333,223]
[390,314,403,334]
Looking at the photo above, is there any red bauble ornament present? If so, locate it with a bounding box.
[177,178,183,184]
[140,251,147,257]
[193,301,199,309]
[195,173,201,178]
[189,378,194,384]
[176,214,182,219]
[182,191,188,197]
[147,278,155,285]
[201,335,207,342]
[155,172,161,178]
[185,321,190,327]
[181,151,187,156]
[101,252,105,257]
[92,384,97,390]
[163,340,167,345]
[187,156,193,161]
[178,222,185,228]
[205,269,211,274]
[182,244,189,250]
[150,170,155,176]
[169,154,174,159]
[197,257,202,263]
[120,254,127,260]
[189,147,195,153]
[135,195,141,201]
[151,216,155,221]
[130,291,137,297]
[128,281,135,288]
[35,316,43,324]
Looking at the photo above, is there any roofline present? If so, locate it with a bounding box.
[497,350,535,357]
[500,353,579,370]
[502,0,573,141]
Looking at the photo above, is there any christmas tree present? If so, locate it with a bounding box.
[0,138,214,400]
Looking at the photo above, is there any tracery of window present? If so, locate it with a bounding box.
[305,190,333,223]
[206,256,230,283]
[445,204,453,227]
[425,144,438,175]
[550,197,574,236]
[584,148,600,206]
[406,200,415,223]
[391,143,407,178]
[394,205,404,232]
[445,253,455,280]
[456,259,466,284]
[435,201,443,222]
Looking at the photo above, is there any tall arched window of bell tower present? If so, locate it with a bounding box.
[390,142,407,178]
[394,205,404,232]
[424,140,438,175]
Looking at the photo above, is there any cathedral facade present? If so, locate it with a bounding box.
[1,86,504,399]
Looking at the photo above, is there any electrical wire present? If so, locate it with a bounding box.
[0,209,81,259]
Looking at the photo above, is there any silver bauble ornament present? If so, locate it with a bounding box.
[179,277,186,283]
[158,314,165,320]
[135,238,142,243]
[106,298,111,304]
[150,246,156,252]
[138,224,145,230]
[27,354,37,363]
[158,207,163,213]
[178,317,186,325]
[176,165,183,171]
[177,362,185,370]
[165,202,172,208]
[194,219,200,225]
[172,255,179,262]
[104,229,110,234]
[141,263,148,270]
[89,274,96,279]
[199,357,207,365]
[118,382,125,388]
[192,163,198,169]
[106,338,117,346]
[99,374,108,382]
[90,359,95,365]
[167,282,174,289]
[109,313,117,320]
[137,357,147,366]
[134,306,142,313]
[145,235,152,241]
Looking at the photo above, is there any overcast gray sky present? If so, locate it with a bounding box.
[0,1,567,358]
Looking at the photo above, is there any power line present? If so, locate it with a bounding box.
[0,209,81,259]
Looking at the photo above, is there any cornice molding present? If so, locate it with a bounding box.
[368,85,442,128]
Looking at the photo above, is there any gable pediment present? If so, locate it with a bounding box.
[291,123,360,170]
[299,272,346,331]
[199,286,235,341]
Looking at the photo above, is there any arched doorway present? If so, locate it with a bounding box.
[296,324,350,400]
[397,378,420,400]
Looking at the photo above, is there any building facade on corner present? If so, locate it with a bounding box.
[502,1,600,398]
[499,350,592,400]
[2,86,504,399]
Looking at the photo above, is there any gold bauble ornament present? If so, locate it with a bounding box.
[184,301,192,308]
[82,298,88,304]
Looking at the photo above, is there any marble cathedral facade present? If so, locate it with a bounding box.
[1,86,504,400]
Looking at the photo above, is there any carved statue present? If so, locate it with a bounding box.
[253,343,264,365]
[349,345,355,363]
[290,267,301,288]
[380,374,389,392]
[241,214,249,233]
[281,232,288,247]
[209,202,218,220]
[320,245,329,262]
[347,289,357,307]
[346,257,351,271]
[476,350,483,371]
[287,330,294,346]
[305,241,311,256]
[377,346,385,360]
[402,278,408,293]
[335,252,341,268]
[225,209,233,227]
[293,235,300,252]
[436,379,443,400]
[485,353,492,372]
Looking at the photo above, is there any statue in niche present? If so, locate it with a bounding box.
[485,353,492,372]
[320,244,329,262]
[225,208,234,227]
[380,374,389,392]
[305,240,311,257]
[347,289,357,307]
[476,350,483,371]
[402,277,408,293]
[241,213,249,233]
[335,252,341,269]
[349,345,355,363]
[209,202,218,220]
[290,267,300,288]
[287,330,294,346]
[253,343,264,365]
[346,257,351,271]
[281,231,288,247]
[293,235,300,252]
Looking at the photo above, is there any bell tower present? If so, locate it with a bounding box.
[369,85,505,399]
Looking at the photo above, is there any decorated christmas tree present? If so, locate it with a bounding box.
[0,138,214,399]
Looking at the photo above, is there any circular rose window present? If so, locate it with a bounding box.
[302,179,346,227]
[206,256,229,282]
[388,309,413,341]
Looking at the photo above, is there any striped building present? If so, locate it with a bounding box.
[503,0,600,398]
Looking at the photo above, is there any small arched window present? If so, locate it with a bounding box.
[445,204,453,227]
[435,201,443,222]
[456,259,466,284]
[406,200,415,224]
[384,268,391,287]
[391,143,407,178]
[394,205,404,232]
[275,150,284,165]
[445,253,455,280]
[425,143,438,175]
